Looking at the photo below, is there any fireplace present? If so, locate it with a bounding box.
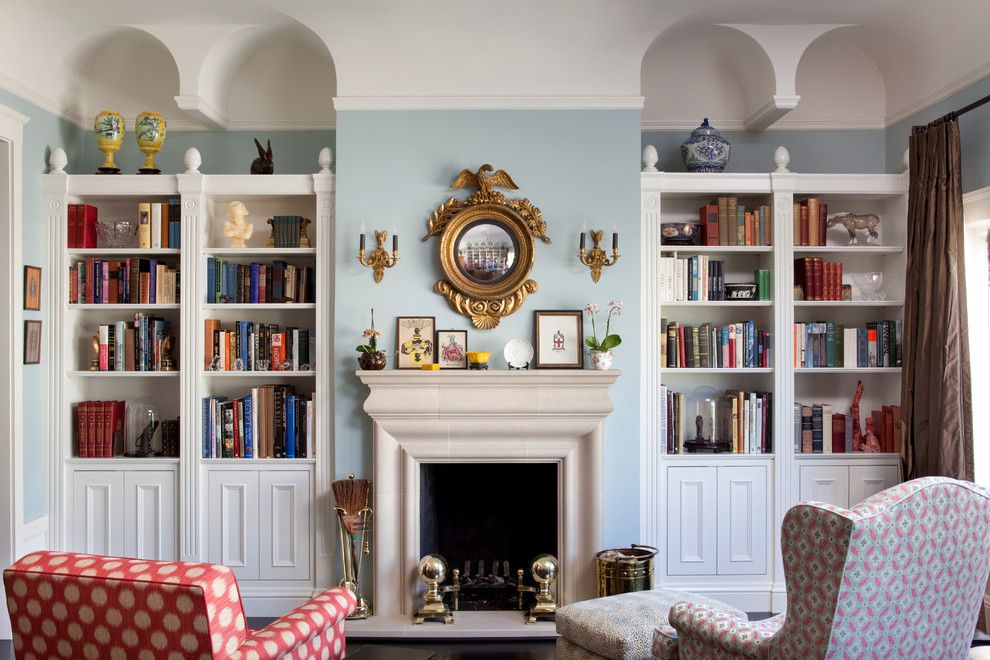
[356,369,618,634]
[420,462,558,611]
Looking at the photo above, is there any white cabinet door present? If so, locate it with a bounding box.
[71,471,124,556]
[259,471,311,581]
[123,471,176,561]
[666,467,717,576]
[849,465,900,505]
[799,465,850,508]
[717,465,768,576]
[208,471,260,580]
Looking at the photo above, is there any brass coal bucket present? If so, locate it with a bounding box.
[595,544,658,597]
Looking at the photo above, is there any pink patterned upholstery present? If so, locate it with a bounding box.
[4,551,356,659]
[656,477,990,659]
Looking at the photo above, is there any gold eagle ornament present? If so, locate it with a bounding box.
[450,164,519,197]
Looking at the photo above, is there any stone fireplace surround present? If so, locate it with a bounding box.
[351,369,620,637]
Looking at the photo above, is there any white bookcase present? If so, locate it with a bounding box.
[43,149,335,615]
[640,151,906,612]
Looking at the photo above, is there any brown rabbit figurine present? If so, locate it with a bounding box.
[251,138,274,174]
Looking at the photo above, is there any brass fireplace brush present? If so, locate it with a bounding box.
[332,474,372,619]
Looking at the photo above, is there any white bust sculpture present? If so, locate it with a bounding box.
[224,201,254,248]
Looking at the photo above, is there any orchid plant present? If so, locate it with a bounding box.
[356,308,383,354]
[584,301,623,352]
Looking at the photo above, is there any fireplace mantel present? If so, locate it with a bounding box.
[355,369,620,635]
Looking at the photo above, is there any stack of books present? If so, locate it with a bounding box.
[793,197,828,246]
[270,216,311,248]
[662,319,771,368]
[794,320,902,368]
[794,402,901,453]
[75,400,124,457]
[93,315,172,371]
[660,386,772,454]
[794,258,844,300]
[202,386,314,458]
[137,200,182,249]
[68,257,179,304]
[695,198,773,246]
[203,320,314,372]
[205,258,314,304]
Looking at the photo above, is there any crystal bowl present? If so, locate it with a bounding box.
[851,272,886,301]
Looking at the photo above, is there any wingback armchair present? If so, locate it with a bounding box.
[4,551,357,659]
[654,477,990,659]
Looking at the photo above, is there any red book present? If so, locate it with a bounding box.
[891,405,903,452]
[232,399,241,458]
[802,258,813,301]
[677,325,687,368]
[799,203,809,246]
[871,410,884,453]
[67,204,78,248]
[819,203,828,246]
[813,258,823,301]
[837,262,843,301]
[700,204,719,246]
[883,405,895,453]
[111,401,125,457]
[79,204,99,249]
[832,412,846,453]
[77,402,88,457]
[86,402,97,458]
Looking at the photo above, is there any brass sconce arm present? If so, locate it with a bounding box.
[578,229,620,283]
[358,229,399,283]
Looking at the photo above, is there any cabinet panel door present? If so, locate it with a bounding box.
[666,466,717,576]
[123,471,176,561]
[849,465,900,505]
[799,465,849,509]
[259,471,311,581]
[71,471,124,556]
[717,465,768,575]
[207,471,260,580]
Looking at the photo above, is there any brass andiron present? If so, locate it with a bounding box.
[332,474,372,619]
[578,228,619,282]
[413,555,461,624]
[358,225,398,283]
[516,554,559,624]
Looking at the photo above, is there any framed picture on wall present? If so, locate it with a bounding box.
[23,265,41,311]
[396,316,436,369]
[23,320,42,365]
[435,329,468,369]
[533,310,583,369]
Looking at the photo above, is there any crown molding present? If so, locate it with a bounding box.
[963,186,990,205]
[0,103,30,127]
[332,95,646,111]
[884,62,990,128]
[0,73,86,128]
[641,117,886,131]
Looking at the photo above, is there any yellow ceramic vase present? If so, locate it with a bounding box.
[135,111,167,174]
[94,110,124,174]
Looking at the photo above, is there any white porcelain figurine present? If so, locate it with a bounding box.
[224,201,254,248]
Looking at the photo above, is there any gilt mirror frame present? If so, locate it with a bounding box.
[422,165,551,329]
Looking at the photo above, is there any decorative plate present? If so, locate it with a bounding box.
[503,338,534,369]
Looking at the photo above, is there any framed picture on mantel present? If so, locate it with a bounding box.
[533,310,583,369]
[396,316,436,369]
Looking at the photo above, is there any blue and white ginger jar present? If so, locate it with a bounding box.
[680,118,731,173]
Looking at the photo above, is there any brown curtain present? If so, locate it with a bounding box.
[902,118,974,481]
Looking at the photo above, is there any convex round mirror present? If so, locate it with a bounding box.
[454,219,519,285]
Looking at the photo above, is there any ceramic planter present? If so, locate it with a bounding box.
[358,351,387,370]
[590,350,614,370]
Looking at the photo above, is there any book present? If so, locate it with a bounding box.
[700,204,719,246]
[78,204,99,249]
[138,203,152,248]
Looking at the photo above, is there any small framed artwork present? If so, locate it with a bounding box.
[396,316,436,369]
[435,329,468,369]
[23,265,41,311]
[533,310,583,369]
[23,320,42,365]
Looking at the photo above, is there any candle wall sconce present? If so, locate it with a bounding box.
[578,228,619,282]
[358,226,398,283]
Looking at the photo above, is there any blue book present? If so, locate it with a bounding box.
[227,263,237,302]
[206,257,216,304]
[148,259,158,304]
[746,321,755,367]
[857,328,868,368]
[243,394,254,458]
[202,397,211,458]
[239,321,249,368]
[94,261,102,304]
[250,263,260,303]
[285,394,296,458]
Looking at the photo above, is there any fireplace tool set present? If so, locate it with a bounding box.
[332,474,372,619]
[414,553,559,624]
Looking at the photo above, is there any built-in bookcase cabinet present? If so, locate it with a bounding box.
[44,151,335,615]
[641,156,905,612]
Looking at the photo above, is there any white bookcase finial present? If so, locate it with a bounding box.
[318,147,333,174]
[773,145,790,173]
[184,147,202,174]
[49,147,67,174]
[642,144,659,172]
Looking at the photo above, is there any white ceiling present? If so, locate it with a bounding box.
[2,0,988,130]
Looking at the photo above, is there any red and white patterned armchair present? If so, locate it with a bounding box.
[654,477,990,659]
[3,551,357,659]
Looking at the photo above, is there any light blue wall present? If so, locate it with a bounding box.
[82,130,336,176]
[0,90,88,522]
[642,129,886,174]
[885,75,990,193]
[335,110,643,547]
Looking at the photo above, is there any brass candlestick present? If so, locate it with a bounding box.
[332,475,372,619]
[578,229,619,282]
[358,229,398,283]
[413,554,460,624]
[516,554,559,624]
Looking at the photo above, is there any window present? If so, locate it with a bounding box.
[964,191,990,487]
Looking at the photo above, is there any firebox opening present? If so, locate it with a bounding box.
[420,462,558,611]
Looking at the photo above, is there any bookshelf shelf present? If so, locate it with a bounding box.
[200,458,318,466]
[793,300,903,308]
[67,248,181,257]
[64,457,181,466]
[201,371,316,378]
[67,303,181,311]
[659,245,773,254]
[792,246,903,255]
[661,367,774,374]
[660,300,773,307]
[200,303,316,310]
[793,452,901,461]
[202,247,317,257]
[67,370,180,377]
[662,453,776,461]
[794,367,901,374]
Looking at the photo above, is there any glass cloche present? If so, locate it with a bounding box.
[125,397,162,457]
[684,386,731,453]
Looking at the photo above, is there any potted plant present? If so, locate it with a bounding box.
[584,301,622,370]
[356,309,386,370]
